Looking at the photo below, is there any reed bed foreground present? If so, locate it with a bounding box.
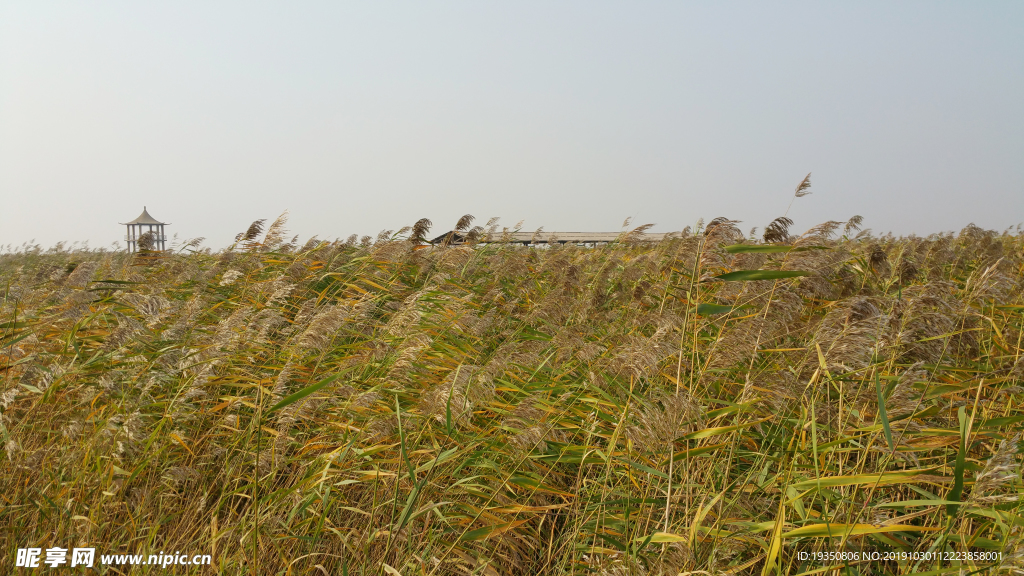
[1,217,1023,575]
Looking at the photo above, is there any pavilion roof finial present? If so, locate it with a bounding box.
[120,207,168,225]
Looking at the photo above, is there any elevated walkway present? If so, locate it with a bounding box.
[432,231,671,245]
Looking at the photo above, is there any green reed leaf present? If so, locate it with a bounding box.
[268,372,345,413]
[713,270,811,281]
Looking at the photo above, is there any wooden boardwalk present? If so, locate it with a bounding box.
[433,231,672,245]
[498,231,670,244]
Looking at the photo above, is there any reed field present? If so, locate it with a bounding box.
[2,211,1023,575]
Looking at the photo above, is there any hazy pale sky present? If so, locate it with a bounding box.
[1,2,1022,249]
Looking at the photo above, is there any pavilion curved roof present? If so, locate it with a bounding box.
[120,207,167,225]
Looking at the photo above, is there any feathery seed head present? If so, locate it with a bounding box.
[794,172,812,197]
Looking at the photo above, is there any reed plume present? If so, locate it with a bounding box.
[762,216,793,244]
[410,217,432,245]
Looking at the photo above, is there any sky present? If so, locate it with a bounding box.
[1,1,1022,250]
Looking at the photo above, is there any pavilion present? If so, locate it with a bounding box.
[121,207,169,252]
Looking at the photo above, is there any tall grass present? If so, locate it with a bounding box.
[1,216,1022,575]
